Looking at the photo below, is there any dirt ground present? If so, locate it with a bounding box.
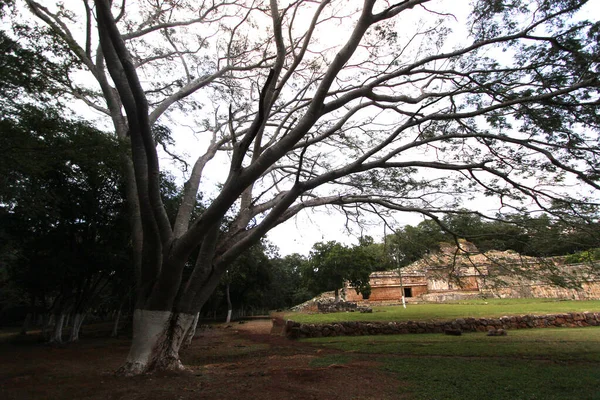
[0,320,403,400]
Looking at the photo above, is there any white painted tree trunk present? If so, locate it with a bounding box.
[117,309,196,376]
[225,282,232,323]
[183,312,199,347]
[68,313,85,342]
[111,308,122,337]
[49,313,65,344]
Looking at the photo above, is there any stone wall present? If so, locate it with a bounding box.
[284,311,600,339]
[483,282,600,300]
[421,290,482,302]
[317,300,357,313]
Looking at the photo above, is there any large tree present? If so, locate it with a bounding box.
[20,0,599,374]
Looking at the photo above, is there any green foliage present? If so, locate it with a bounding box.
[0,108,130,310]
[303,240,375,298]
[564,248,600,264]
[208,246,310,314]
[387,213,600,266]
[386,220,446,267]
[269,253,312,308]
[225,242,273,310]
[0,19,131,317]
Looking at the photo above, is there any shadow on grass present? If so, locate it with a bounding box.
[305,326,600,400]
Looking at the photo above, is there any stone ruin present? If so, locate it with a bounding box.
[317,298,372,313]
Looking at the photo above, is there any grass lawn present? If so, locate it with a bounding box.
[306,326,600,399]
[287,298,600,324]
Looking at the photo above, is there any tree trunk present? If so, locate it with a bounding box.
[68,313,85,342]
[64,313,71,329]
[225,282,232,323]
[20,313,32,335]
[49,313,65,344]
[334,288,340,303]
[42,314,53,339]
[36,313,44,327]
[111,307,122,337]
[183,312,200,347]
[117,309,196,376]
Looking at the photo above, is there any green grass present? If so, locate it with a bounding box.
[380,355,600,400]
[305,326,600,399]
[307,327,600,362]
[308,353,353,367]
[287,298,600,324]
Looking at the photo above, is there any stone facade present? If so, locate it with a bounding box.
[284,312,600,339]
[344,243,600,303]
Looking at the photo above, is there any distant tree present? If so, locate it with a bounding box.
[518,214,600,257]
[358,236,394,272]
[220,242,272,320]
[391,212,600,260]
[0,20,130,341]
[386,220,447,267]
[564,248,600,265]
[0,109,130,341]
[268,253,310,309]
[441,213,529,253]
[304,241,374,301]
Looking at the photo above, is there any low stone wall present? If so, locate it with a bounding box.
[284,311,600,339]
[317,300,357,313]
[421,291,482,302]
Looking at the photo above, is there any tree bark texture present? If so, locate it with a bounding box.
[111,307,122,337]
[117,309,196,376]
[183,312,200,347]
[49,313,65,344]
[68,313,86,342]
[225,282,232,323]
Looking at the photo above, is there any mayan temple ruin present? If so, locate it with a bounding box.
[344,240,600,303]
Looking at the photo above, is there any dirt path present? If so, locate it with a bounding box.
[1,320,403,400]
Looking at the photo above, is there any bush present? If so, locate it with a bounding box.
[564,248,600,264]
